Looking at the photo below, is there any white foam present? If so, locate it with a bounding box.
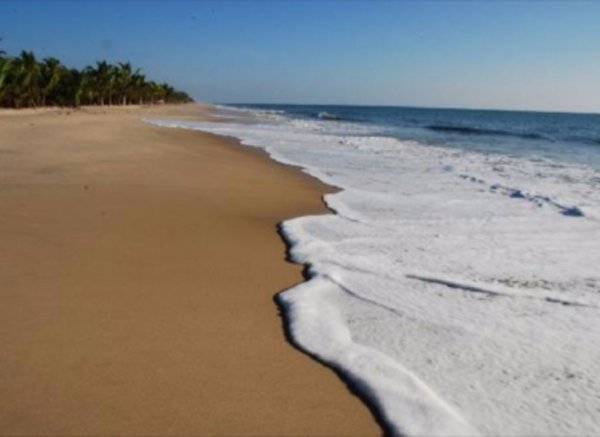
[144,112,600,436]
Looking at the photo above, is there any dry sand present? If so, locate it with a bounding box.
[0,104,379,435]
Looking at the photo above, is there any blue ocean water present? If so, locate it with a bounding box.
[229,104,600,169]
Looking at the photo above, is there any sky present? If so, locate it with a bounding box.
[1,0,599,112]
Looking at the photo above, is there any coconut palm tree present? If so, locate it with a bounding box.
[0,48,193,108]
[116,62,134,105]
[17,51,42,107]
[79,67,97,105]
[93,60,112,106]
[72,69,92,107]
[0,56,15,105]
[129,72,147,104]
[40,57,64,106]
[7,57,25,108]
[160,83,174,102]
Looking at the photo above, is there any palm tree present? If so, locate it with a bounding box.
[130,72,146,104]
[161,83,174,102]
[72,69,92,107]
[116,62,134,105]
[6,57,25,108]
[0,56,15,105]
[151,81,165,103]
[17,51,41,107]
[0,48,192,108]
[107,64,118,105]
[93,60,112,106]
[40,57,63,106]
[80,67,97,105]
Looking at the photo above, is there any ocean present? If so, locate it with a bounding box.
[146,104,600,436]
[233,104,600,169]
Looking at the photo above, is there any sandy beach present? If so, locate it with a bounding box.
[0,104,378,435]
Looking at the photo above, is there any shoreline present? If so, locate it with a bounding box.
[0,104,379,435]
[195,104,600,436]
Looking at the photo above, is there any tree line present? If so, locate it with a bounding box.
[0,43,193,108]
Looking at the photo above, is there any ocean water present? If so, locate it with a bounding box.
[146,104,600,436]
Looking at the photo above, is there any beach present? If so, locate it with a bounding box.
[0,104,379,435]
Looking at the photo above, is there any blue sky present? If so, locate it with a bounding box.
[1,1,599,112]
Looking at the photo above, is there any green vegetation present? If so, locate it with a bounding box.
[0,43,193,108]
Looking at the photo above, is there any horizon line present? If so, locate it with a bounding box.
[215,101,600,117]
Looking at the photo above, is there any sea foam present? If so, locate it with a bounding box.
[145,109,600,436]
